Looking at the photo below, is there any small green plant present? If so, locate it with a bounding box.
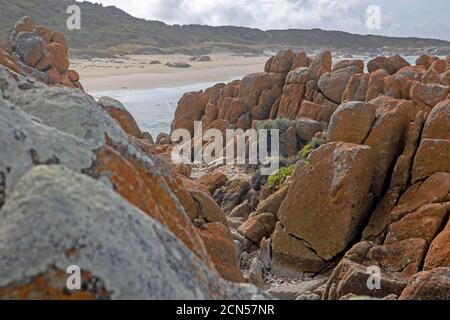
[268,164,295,188]
[300,136,325,162]
[256,118,296,132]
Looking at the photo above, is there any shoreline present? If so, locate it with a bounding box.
[75,54,268,92]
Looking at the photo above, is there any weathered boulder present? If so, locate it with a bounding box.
[333,59,364,72]
[238,212,277,243]
[239,72,284,108]
[271,222,328,276]
[366,69,389,101]
[256,183,289,215]
[295,118,327,142]
[297,100,335,123]
[416,55,439,70]
[309,51,332,81]
[221,179,251,214]
[390,172,450,223]
[1,74,242,282]
[342,73,370,102]
[368,56,408,75]
[424,218,450,270]
[327,101,376,144]
[362,99,412,198]
[0,166,260,299]
[267,49,294,73]
[362,112,427,242]
[419,99,450,140]
[33,25,54,45]
[385,204,448,245]
[98,96,143,139]
[277,84,305,119]
[318,65,363,104]
[410,81,449,107]
[252,84,282,120]
[198,172,229,195]
[166,62,191,68]
[291,51,309,70]
[171,90,209,135]
[13,32,45,67]
[277,142,375,263]
[411,100,450,182]
[1,18,81,89]
[399,268,450,300]
[323,240,425,300]
[46,42,69,73]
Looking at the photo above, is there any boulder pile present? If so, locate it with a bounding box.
[170,48,450,300]
[0,16,82,89]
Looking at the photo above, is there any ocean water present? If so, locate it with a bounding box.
[91,56,429,139]
[91,80,229,139]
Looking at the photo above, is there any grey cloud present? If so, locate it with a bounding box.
[84,0,450,40]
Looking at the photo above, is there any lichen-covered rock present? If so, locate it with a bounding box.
[13,32,45,67]
[390,172,450,223]
[267,49,294,73]
[318,65,363,104]
[412,100,450,183]
[410,81,449,107]
[309,51,332,81]
[362,112,427,242]
[367,56,407,75]
[297,100,335,123]
[256,183,289,215]
[221,179,251,214]
[323,240,424,300]
[424,218,450,270]
[238,212,277,243]
[0,72,242,283]
[0,166,261,300]
[171,90,209,135]
[399,268,450,300]
[342,73,370,102]
[198,172,229,195]
[98,96,143,139]
[1,18,81,88]
[327,101,376,144]
[239,72,284,109]
[271,222,327,276]
[277,142,375,265]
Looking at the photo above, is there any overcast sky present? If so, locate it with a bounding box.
[82,0,450,41]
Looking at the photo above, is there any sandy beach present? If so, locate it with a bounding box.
[74,54,268,92]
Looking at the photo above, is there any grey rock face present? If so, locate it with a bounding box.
[0,96,95,206]
[0,165,265,300]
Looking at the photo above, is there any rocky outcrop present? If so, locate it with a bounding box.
[0,166,263,300]
[0,17,82,89]
[0,64,243,285]
[198,49,450,299]
[3,23,450,299]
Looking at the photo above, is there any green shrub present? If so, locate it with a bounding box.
[256,118,296,132]
[300,136,325,161]
[268,164,295,188]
